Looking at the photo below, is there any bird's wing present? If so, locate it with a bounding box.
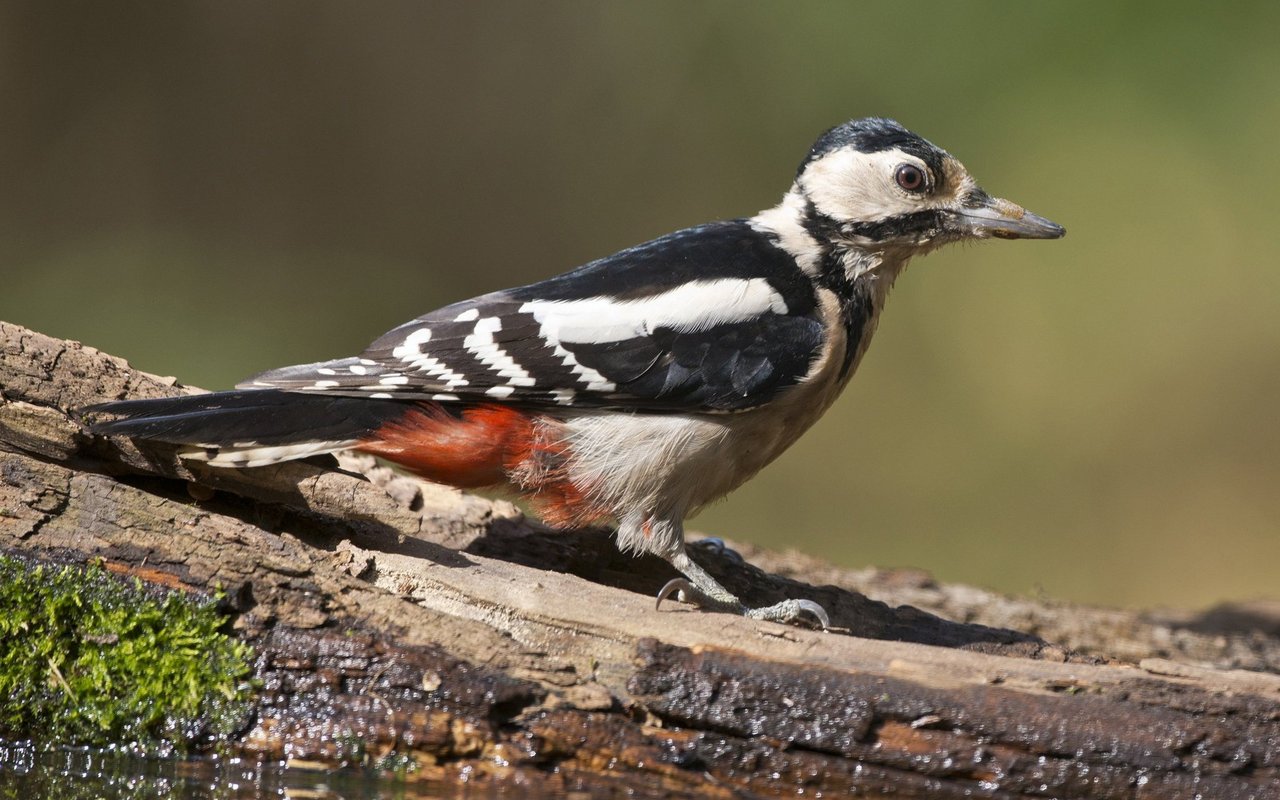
[242,221,825,412]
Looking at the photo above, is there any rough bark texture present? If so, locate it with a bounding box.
[2,319,1278,798]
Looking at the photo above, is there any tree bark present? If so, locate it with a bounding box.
[2,319,1277,798]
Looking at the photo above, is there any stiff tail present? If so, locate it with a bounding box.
[87,389,408,468]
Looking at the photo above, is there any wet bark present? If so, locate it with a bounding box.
[2,320,1278,798]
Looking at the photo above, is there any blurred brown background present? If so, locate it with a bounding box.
[3,2,1277,610]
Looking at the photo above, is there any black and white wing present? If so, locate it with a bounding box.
[242,221,825,412]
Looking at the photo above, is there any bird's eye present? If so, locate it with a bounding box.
[894,164,927,193]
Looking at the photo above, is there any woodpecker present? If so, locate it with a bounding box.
[90,118,1064,628]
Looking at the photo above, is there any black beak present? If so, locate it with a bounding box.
[958,195,1065,240]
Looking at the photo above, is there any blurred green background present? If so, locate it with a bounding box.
[3,2,1276,610]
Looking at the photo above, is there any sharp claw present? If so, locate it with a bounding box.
[744,598,832,629]
[656,578,692,610]
[794,599,831,630]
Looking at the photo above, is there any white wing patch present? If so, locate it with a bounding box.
[549,341,615,392]
[517,278,788,394]
[391,328,433,360]
[252,276,795,408]
[418,358,469,389]
[520,278,788,345]
[464,317,537,387]
[387,326,470,389]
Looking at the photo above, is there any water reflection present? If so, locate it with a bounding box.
[0,742,479,800]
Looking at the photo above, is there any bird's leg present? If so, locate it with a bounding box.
[657,547,830,629]
[657,548,742,612]
[623,515,828,628]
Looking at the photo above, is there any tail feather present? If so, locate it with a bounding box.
[181,440,359,468]
[87,389,409,467]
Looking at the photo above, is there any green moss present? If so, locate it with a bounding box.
[373,749,419,777]
[0,554,253,752]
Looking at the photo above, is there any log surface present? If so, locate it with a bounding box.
[2,320,1277,798]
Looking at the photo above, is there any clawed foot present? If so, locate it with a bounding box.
[656,577,738,614]
[656,578,830,629]
[654,545,830,629]
[744,598,830,628]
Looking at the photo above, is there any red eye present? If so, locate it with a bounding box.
[895,164,927,192]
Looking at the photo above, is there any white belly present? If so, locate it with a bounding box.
[558,288,881,547]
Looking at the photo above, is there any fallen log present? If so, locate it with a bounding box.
[1,320,1277,798]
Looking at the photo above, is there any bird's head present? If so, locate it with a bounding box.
[791,118,1064,258]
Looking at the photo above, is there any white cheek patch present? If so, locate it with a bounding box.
[800,148,925,223]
